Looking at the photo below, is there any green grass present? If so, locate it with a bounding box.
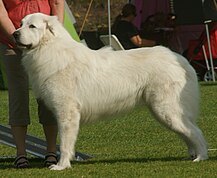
[1,82,217,177]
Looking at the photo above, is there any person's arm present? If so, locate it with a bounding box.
[130,35,142,46]
[0,0,16,46]
[130,35,156,47]
[49,0,65,24]
[141,38,156,47]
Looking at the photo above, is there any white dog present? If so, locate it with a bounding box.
[13,13,208,170]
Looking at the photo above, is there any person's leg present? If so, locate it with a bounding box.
[11,126,27,156]
[11,126,29,168]
[1,46,30,168]
[43,124,58,154]
[38,99,58,166]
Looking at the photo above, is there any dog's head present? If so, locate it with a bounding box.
[13,13,59,49]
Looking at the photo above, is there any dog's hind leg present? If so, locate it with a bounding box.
[151,104,208,161]
[49,104,80,171]
[176,121,208,162]
[146,87,208,162]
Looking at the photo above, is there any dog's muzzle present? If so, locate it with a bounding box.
[13,31,20,41]
[13,31,32,49]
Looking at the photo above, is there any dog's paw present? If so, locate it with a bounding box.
[193,158,202,162]
[49,164,71,171]
[193,154,208,162]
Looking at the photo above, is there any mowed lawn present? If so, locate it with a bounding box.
[0,82,217,177]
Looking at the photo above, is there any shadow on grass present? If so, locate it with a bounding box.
[75,154,217,165]
[200,82,217,86]
[72,156,183,165]
[1,156,216,169]
[0,157,44,170]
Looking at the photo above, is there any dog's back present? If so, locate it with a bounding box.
[73,46,198,123]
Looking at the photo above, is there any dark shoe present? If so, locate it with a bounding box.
[44,152,58,167]
[14,155,29,168]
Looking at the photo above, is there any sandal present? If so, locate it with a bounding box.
[44,152,58,167]
[14,155,29,168]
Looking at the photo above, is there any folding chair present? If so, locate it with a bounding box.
[99,34,125,50]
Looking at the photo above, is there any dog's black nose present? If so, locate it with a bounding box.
[13,31,20,39]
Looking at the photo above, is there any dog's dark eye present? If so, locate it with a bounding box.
[29,24,36,28]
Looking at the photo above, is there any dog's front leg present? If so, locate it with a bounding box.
[49,106,80,171]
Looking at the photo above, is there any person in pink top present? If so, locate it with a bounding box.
[0,0,64,168]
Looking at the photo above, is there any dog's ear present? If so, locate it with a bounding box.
[45,16,58,36]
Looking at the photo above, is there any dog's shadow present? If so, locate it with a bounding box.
[74,155,215,165]
[0,156,215,169]
[73,156,182,165]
